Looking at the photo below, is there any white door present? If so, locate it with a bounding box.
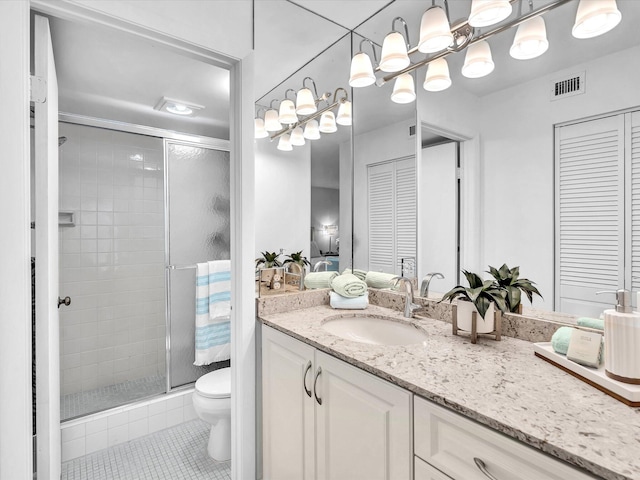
[34,14,61,479]
[315,350,412,480]
[262,326,315,480]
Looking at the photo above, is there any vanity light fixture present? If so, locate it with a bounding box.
[303,119,321,140]
[419,4,454,53]
[572,0,621,39]
[423,57,452,92]
[278,89,298,125]
[468,0,513,27]
[264,99,282,132]
[154,97,204,117]
[296,77,319,115]
[277,134,293,151]
[380,17,411,73]
[290,126,306,146]
[391,73,417,104]
[349,38,378,87]
[462,39,495,78]
[336,100,352,126]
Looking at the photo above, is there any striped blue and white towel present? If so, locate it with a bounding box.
[194,260,231,366]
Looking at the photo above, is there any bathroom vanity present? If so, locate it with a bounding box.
[258,300,640,480]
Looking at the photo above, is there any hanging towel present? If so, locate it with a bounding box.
[304,271,338,289]
[330,291,369,309]
[365,271,399,289]
[331,273,368,298]
[194,260,231,366]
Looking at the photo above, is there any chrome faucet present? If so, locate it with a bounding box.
[313,260,333,272]
[420,272,444,298]
[393,276,421,318]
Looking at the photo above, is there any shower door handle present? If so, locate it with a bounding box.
[58,296,71,308]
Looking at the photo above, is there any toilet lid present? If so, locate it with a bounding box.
[195,367,231,399]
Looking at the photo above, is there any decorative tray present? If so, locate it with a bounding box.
[533,342,640,407]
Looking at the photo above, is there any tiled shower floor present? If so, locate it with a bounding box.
[61,374,166,421]
[61,419,231,480]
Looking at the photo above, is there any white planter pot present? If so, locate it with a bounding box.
[456,300,495,334]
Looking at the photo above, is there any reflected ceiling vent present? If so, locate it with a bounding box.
[551,72,585,101]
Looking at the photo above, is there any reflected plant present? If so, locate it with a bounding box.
[283,251,311,267]
[487,264,542,313]
[255,251,282,268]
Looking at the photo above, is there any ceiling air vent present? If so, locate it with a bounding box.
[551,72,585,101]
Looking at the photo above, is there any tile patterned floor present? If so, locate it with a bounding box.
[61,375,166,421]
[61,420,230,480]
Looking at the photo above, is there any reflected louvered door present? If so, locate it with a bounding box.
[555,115,625,316]
[395,158,417,274]
[629,111,640,305]
[368,163,395,272]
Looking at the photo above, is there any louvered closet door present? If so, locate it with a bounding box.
[395,158,417,274]
[368,162,395,272]
[629,111,640,302]
[555,115,625,316]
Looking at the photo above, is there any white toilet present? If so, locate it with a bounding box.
[192,367,231,461]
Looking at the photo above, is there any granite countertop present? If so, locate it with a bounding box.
[259,304,640,480]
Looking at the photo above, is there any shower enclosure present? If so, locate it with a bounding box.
[56,119,230,421]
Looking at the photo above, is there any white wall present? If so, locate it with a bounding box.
[352,117,416,269]
[478,44,640,311]
[311,187,339,254]
[255,140,311,261]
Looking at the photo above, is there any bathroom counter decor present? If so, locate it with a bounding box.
[259,304,640,480]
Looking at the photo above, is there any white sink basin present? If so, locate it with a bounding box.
[322,314,428,345]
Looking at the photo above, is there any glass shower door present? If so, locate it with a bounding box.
[166,141,231,388]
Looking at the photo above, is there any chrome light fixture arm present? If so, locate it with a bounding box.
[391,16,411,49]
[359,37,379,66]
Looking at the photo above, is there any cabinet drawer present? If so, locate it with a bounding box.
[415,456,452,480]
[414,397,594,480]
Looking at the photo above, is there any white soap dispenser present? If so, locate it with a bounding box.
[599,289,640,384]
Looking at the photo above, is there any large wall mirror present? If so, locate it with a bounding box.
[255,0,640,317]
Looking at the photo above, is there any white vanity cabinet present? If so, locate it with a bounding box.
[414,397,595,480]
[262,325,412,480]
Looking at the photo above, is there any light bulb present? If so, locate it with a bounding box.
[254,118,268,139]
[319,111,337,133]
[510,16,548,60]
[290,127,306,146]
[277,134,293,151]
[423,58,452,92]
[419,6,454,53]
[380,32,410,72]
[349,52,376,88]
[462,40,495,78]
[336,101,352,126]
[572,0,621,39]
[296,88,316,115]
[303,119,321,140]
[278,99,298,125]
[391,73,416,104]
[264,109,282,132]
[468,0,512,27]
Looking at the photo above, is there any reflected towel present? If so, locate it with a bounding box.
[194,260,231,366]
[365,271,399,289]
[304,271,338,289]
[330,291,368,309]
[331,273,368,298]
[577,317,604,330]
[342,268,367,281]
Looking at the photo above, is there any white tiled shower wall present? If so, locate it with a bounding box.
[61,388,197,461]
[58,123,166,396]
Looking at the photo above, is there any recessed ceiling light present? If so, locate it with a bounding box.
[154,97,204,117]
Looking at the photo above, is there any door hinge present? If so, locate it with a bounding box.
[30,75,47,104]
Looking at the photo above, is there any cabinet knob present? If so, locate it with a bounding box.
[313,366,322,405]
[474,458,500,480]
[303,361,312,398]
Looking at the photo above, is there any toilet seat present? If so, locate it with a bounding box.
[195,367,231,399]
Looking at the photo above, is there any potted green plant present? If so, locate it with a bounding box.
[487,263,542,313]
[255,251,282,269]
[440,270,507,333]
[283,250,310,274]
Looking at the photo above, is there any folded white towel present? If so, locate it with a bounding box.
[330,291,369,310]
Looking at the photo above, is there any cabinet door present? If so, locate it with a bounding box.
[262,326,315,480]
[415,456,453,480]
[315,350,412,480]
